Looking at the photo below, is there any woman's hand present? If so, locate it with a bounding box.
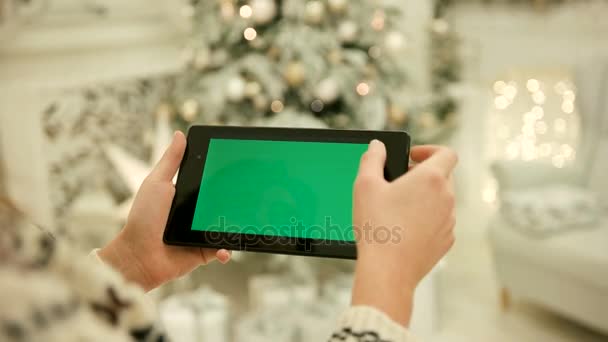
[99,131,231,291]
[351,140,457,326]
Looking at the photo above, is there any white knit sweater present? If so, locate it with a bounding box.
[0,209,417,342]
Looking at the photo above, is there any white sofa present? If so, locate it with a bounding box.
[488,60,608,334]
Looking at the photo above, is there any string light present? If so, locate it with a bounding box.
[493,80,507,94]
[563,90,576,102]
[356,82,370,96]
[532,106,544,119]
[532,91,546,104]
[503,84,517,100]
[270,100,284,113]
[371,10,386,31]
[561,101,574,114]
[240,5,253,18]
[494,96,509,110]
[535,121,548,134]
[554,81,568,95]
[526,79,540,92]
[244,27,257,40]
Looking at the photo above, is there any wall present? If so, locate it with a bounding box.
[448,1,608,209]
[0,0,186,225]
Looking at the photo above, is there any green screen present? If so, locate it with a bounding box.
[191,138,367,241]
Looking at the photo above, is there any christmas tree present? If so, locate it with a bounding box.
[173,0,417,132]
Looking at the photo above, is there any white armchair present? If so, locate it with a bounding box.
[488,59,608,334]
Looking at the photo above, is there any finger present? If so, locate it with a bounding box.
[200,248,218,265]
[356,139,387,182]
[148,131,187,182]
[419,147,458,177]
[410,145,442,163]
[216,249,231,264]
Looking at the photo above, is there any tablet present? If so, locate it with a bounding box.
[163,125,410,259]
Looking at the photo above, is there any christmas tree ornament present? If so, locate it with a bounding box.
[371,10,386,31]
[220,0,236,20]
[250,0,277,24]
[368,45,382,59]
[385,31,406,52]
[327,0,348,14]
[239,5,253,18]
[356,82,370,96]
[338,21,358,43]
[283,61,306,87]
[226,76,247,102]
[310,99,325,113]
[244,81,262,98]
[316,78,340,104]
[305,1,325,24]
[270,100,284,113]
[253,95,269,111]
[388,105,408,125]
[244,27,258,41]
[181,99,200,122]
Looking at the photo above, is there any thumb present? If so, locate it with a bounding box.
[356,139,387,183]
[148,131,187,182]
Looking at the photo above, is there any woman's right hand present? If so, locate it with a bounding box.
[351,140,458,326]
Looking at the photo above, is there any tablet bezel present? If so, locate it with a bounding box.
[163,125,410,259]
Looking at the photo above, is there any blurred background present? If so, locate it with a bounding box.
[1,0,607,341]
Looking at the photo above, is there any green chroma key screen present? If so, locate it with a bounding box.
[190,138,368,241]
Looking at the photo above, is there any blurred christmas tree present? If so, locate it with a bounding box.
[169,0,459,141]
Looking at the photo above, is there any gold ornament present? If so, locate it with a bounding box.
[244,81,262,98]
[250,0,277,24]
[270,100,284,113]
[305,1,325,24]
[388,106,408,125]
[338,21,358,43]
[283,61,306,87]
[327,0,347,14]
[220,0,236,20]
[253,95,269,111]
[180,99,199,122]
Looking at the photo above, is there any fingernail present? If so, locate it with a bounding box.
[369,139,381,149]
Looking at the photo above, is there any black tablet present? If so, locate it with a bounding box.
[163,125,410,259]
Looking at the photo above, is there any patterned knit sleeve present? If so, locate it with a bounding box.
[0,199,167,342]
[329,306,419,342]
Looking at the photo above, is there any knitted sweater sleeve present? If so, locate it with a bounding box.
[329,306,419,342]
